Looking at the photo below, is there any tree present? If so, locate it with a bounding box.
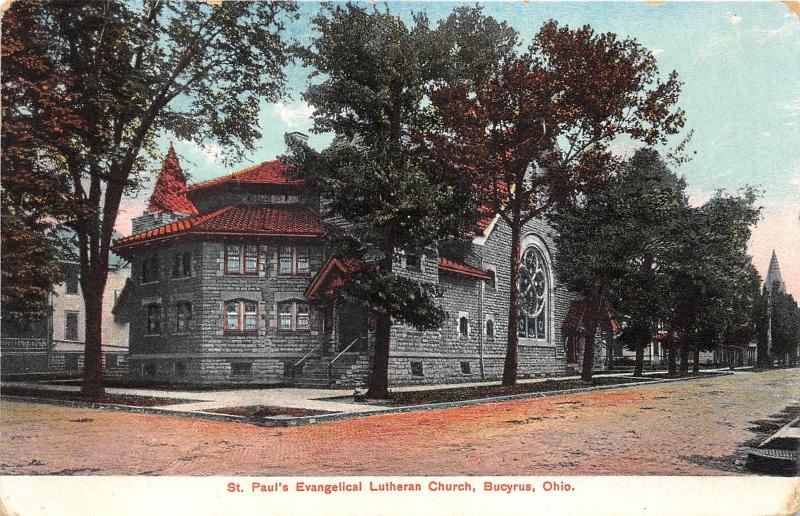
[286,3,518,398]
[770,291,800,365]
[550,148,688,380]
[429,21,685,385]
[1,0,83,321]
[666,189,762,375]
[3,0,298,395]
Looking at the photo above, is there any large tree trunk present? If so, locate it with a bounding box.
[502,212,522,386]
[366,237,395,399]
[580,289,604,382]
[81,266,108,396]
[366,311,391,398]
[679,339,689,376]
[692,347,700,373]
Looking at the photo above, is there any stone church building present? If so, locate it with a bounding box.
[112,146,613,387]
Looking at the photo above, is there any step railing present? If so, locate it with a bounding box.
[293,342,322,377]
[328,336,364,386]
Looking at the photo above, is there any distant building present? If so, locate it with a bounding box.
[111,146,613,387]
[1,243,130,378]
[765,250,785,295]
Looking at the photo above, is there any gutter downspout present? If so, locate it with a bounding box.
[478,257,485,380]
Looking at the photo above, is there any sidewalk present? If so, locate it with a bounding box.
[1,365,747,416]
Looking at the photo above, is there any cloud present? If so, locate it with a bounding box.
[182,141,222,165]
[272,102,315,129]
[726,13,742,25]
[651,47,665,56]
[687,189,714,208]
[787,96,800,117]
[114,198,148,237]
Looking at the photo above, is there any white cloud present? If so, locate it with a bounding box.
[608,140,636,159]
[688,190,714,207]
[787,96,800,117]
[651,47,665,56]
[272,102,315,129]
[184,141,222,164]
[726,13,742,25]
[761,130,772,138]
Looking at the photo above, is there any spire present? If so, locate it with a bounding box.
[766,250,785,294]
[147,145,198,215]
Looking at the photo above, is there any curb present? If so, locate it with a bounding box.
[2,371,732,428]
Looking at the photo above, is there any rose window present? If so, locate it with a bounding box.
[517,246,547,339]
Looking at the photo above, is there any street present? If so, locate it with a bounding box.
[1,369,798,476]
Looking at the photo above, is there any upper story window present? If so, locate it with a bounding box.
[405,252,421,272]
[146,304,162,335]
[278,245,310,275]
[141,256,160,284]
[485,318,495,339]
[278,300,310,331]
[459,316,469,337]
[225,245,259,275]
[65,311,79,341]
[225,300,258,332]
[517,246,548,340]
[486,269,496,290]
[64,263,79,294]
[172,252,192,278]
[175,302,192,333]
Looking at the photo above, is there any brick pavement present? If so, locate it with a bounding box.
[1,369,797,475]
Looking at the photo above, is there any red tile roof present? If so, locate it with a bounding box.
[189,159,302,193]
[112,204,321,252]
[305,256,362,301]
[438,257,492,281]
[148,145,199,215]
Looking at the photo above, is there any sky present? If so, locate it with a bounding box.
[116,1,800,298]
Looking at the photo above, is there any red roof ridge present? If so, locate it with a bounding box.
[188,159,302,193]
[438,256,492,281]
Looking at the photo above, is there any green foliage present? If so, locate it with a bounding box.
[771,291,800,360]
[287,3,516,330]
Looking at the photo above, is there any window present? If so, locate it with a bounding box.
[460,361,472,374]
[485,319,495,339]
[144,362,156,376]
[65,311,79,341]
[231,362,252,377]
[65,354,79,371]
[411,361,424,377]
[486,269,496,290]
[278,300,311,331]
[459,316,469,337]
[225,301,258,332]
[64,264,79,294]
[141,256,159,283]
[175,361,186,377]
[146,304,162,335]
[175,302,192,333]
[279,245,310,275]
[106,354,118,368]
[172,252,192,278]
[296,302,309,329]
[406,252,421,272]
[226,245,259,275]
[296,247,309,274]
[517,246,548,340]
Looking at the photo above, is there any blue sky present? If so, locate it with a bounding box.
[119,1,800,296]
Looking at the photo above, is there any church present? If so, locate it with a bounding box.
[111,146,614,387]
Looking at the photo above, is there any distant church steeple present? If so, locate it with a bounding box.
[130,145,198,235]
[765,250,785,294]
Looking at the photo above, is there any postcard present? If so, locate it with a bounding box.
[1,1,798,514]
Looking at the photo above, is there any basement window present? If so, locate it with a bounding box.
[460,361,472,374]
[411,361,424,377]
[231,362,252,377]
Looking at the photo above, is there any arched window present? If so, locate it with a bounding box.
[459,316,469,337]
[485,319,495,338]
[517,246,548,340]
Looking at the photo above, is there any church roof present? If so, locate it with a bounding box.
[147,145,199,215]
[438,257,493,281]
[112,204,321,253]
[765,250,785,293]
[189,159,302,193]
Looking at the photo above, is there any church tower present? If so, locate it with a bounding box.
[130,144,198,234]
[765,250,785,294]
